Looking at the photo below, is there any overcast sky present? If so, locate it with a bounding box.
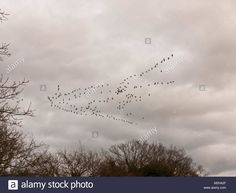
[1,0,236,176]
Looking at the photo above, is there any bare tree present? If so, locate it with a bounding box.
[0,10,44,176]
[21,151,61,176]
[0,75,45,176]
[0,123,46,176]
[97,140,207,176]
[0,75,49,176]
[0,73,43,177]
[0,43,10,58]
[0,10,30,125]
[58,147,100,176]
[0,75,33,127]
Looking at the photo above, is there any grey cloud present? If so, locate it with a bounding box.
[1,0,236,175]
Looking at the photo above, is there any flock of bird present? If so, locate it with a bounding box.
[48,54,175,125]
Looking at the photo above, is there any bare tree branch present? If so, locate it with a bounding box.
[0,75,33,128]
[0,43,10,57]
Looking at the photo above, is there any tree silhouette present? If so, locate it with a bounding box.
[0,9,45,176]
[96,140,206,176]
[57,149,100,176]
[0,74,47,176]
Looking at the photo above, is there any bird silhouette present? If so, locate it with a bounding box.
[48,54,175,125]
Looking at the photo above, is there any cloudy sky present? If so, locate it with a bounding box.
[1,0,236,176]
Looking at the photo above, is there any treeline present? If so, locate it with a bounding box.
[0,125,206,176]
